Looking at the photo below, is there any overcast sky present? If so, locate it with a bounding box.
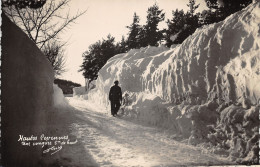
[59,0,207,85]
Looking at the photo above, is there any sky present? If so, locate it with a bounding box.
[59,0,207,86]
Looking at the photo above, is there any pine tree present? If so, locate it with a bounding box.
[165,0,201,46]
[101,34,117,63]
[79,35,120,85]
[184,0,200,39]
[127,13,142,49]
[200,9,221,25]
[138,26,148,48]
[187,0,200,16]
[143,4,165,46]
[116,36,128,53]
[165,9,186,46]
[202,0,252,24]
[79,41,102,84]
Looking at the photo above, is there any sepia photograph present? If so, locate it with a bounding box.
[1,0,259,166]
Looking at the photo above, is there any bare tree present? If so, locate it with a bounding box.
[3,0,86,76]
[42,40,67,77]
[3,0,86,49]
[2,0,47,9]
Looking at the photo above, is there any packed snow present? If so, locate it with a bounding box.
[53,84,69,108]
[45,95,233,166]
[66,97,232,166]
[76,1,260,164]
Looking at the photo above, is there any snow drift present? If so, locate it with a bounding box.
[53,84,69,108]
[89,2,260,106]
[73,81,96,97]
[85,2,259,164]
[73,86,87,96]
[1,14,54,166]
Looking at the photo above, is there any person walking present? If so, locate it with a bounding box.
[109,80,122,116]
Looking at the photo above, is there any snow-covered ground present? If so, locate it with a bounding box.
[66,97,232,166]
[74,1,260,164]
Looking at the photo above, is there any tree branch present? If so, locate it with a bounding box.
[15,6,35,42]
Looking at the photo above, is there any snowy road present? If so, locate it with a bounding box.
[66,97,231,167]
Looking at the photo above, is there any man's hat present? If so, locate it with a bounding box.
[114,80,119,84]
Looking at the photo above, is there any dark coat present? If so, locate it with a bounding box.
[109,85,122,102]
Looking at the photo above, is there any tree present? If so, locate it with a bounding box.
[101,35,118,63]
[138,25,148,48]
[165,0,200,46]
[187,0,200,16]
[142,3,165,47]
[205,0,252,14]
[116,36,128,53]
[3,0,86,76]
[126,12,142,49]
[165,9,186,46]
[200,9,221,25]
[2,0,46,9]
[202,0,252,24]
[3,0,86,49]
[42,40,67,76]
[79,35,119,87]
[184,0,200,39]
[80,50,99,88]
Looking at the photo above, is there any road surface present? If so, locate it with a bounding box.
[58,97,232,167]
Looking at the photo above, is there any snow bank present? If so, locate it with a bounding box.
[89,2,260,106]
[73,81,96,97]
[207,105,259,163]
[73,86,87,96]
[85,1,260,164]
[2,14,54,166]
[87,45,169,106]
[150,2,260,104]
[53,84,69,108]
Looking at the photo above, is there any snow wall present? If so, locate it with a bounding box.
[1,14,54,166]
[89,2,260,106]
[53,84,69,108]
[87,2,260,164]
